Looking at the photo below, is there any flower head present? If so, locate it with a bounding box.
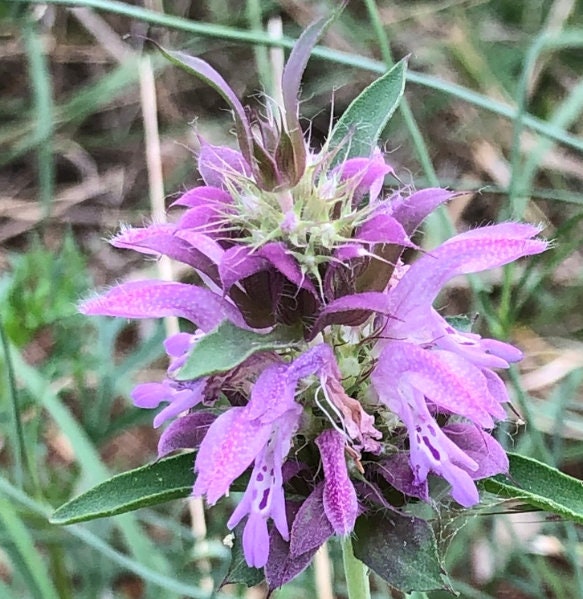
[80,17,548,585]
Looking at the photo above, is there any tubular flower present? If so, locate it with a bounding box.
[79,17,548,584]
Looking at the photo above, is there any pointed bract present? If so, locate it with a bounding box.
[80,281,244,332]
[315,429,358,535]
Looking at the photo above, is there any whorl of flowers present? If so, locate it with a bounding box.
[80,17,547,583]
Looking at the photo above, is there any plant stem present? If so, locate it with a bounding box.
[341,538,371,599]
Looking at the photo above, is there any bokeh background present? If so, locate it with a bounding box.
[1,1,583,597]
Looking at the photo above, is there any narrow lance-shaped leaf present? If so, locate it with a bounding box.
[176,321,300,381]
[50,453,196,525]
[50,453,251,525]
[482,452,583,524]
[328,57,408,165]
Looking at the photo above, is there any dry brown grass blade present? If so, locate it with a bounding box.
[0,169,125,243]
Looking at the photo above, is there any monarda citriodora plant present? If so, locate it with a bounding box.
[58,13,564,596]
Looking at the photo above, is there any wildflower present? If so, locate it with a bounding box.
[80,15,547,583]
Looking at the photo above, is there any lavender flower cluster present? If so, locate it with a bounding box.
[81,20,546,581]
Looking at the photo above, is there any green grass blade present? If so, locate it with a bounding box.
[363,0,439,187]
[0,320,26,488]
[0,476,215,599]
[22,14,54,220]
[25,0,583,154]
[7,342,175,584]
[0,499,60,599]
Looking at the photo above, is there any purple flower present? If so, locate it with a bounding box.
[79,15,549,579]
[366,223,545,504]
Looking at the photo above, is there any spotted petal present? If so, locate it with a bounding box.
[193,407,271,504]
[373,341,503,428]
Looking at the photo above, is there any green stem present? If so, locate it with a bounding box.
[23,0,583,153]
[245,0,272,94]
[341,538,371,599]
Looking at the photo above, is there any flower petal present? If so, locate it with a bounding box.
[392,386,480,507]
[193,407,271,504]
[246,363,297,423]
[311,291,392,335]
[356,213,417,248]
[174,229,225,265]
[80,281,244,332]
[112,224,221,279]
[443,423,509,479]
[171,185,233,208]
[241,514,270,568]
[388,224,547,320]
[219,245,268,292]
[374,341,502,427]
[164,332,195,357]
[338,151,393,203]
[153,381,206,428]
[131,382,169,409]
[258,242,318,296]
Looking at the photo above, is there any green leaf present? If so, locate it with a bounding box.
[176,321,299,381]
[328,57,407,164]
[50,453,196,525]
[352,510,451,593]
[483,452,583,523]
[221,522,264,588]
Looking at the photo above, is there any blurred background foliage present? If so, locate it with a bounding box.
[0,0,582,597]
